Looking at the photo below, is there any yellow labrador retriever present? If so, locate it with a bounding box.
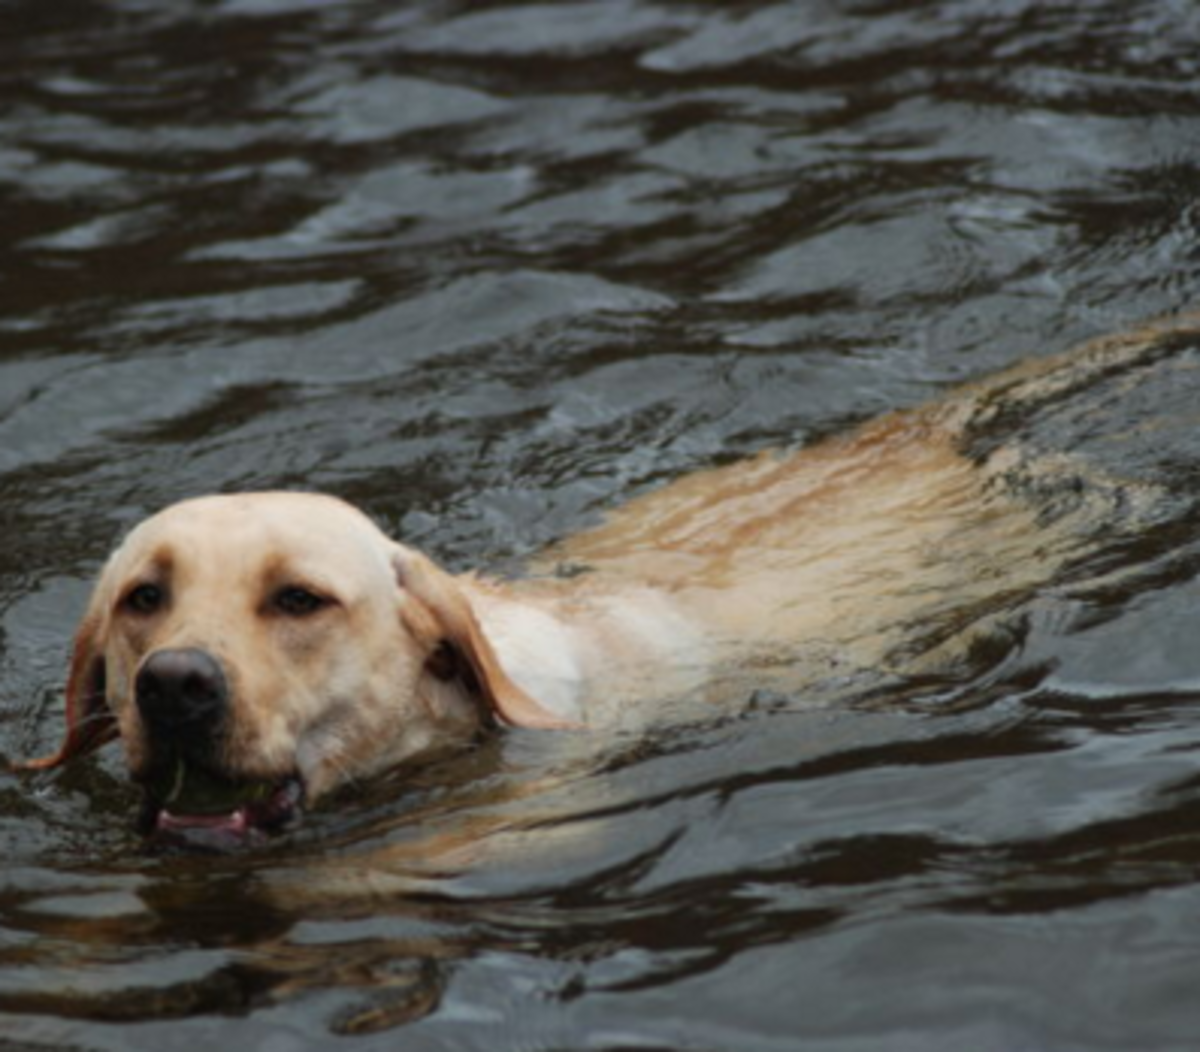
[18,313,1200,840]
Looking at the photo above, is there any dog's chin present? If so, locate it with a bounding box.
[136,758,304,848]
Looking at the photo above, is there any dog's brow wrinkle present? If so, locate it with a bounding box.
[128,545,175,583]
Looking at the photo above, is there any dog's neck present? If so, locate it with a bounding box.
[464,578,709,725]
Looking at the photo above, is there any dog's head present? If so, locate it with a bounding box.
[19,493,565,840]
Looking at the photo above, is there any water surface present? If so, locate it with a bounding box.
[3,1,1200,1048]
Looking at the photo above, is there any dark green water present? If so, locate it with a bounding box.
[2,1,1200,1048]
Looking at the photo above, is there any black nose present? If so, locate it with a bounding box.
[136,648,229,744]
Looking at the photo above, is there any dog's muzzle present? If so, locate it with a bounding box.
[132,648,302,846]
[135,647,229,756]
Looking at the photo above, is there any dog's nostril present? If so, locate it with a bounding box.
[136,648,228,734]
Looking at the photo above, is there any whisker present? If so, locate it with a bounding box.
[62,709,114,731]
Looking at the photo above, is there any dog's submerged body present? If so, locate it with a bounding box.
[21,314,1200,838]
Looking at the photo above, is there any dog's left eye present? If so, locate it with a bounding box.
[123,583,165,615]
[272,586,330,617]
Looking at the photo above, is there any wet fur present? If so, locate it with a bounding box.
[19,313,1200,805]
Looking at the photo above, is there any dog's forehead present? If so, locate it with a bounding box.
[118,492,394,582]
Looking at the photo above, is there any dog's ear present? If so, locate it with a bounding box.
[393,547,573,730]
[14,586,118,772]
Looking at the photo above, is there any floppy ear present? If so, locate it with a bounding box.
[393,547,573,730]
[14,589,118,771]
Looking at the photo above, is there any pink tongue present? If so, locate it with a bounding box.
[157,806,251,837]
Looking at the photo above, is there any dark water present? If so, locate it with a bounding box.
[3,1,1200,1048]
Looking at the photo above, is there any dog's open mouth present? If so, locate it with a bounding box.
[138,759,303,844]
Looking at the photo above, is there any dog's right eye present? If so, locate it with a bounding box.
[272,586,330,618]
[123,583,165,615]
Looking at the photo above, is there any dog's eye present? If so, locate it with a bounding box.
[123,583,165,615]
[272,586,329,617]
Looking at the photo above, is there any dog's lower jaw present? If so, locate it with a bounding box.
[137,771,304,845]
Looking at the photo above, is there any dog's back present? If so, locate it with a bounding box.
[541,313,1200,695]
